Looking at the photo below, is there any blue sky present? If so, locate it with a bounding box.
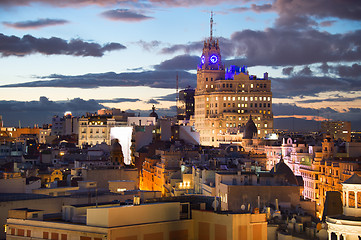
[0,0,360,130]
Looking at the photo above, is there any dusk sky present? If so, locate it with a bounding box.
[0,0,360,130]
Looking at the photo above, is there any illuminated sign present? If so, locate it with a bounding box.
[210,55,218,63]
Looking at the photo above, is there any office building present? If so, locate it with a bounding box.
[193,15,273,146]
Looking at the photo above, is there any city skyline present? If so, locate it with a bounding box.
[0,0,360,129]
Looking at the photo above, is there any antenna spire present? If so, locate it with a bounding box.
[210,11,213,41]
[176,72,179,102]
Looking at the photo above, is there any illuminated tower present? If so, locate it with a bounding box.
[193,13,273,146]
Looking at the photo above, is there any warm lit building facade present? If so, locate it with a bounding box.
[193,17,273,146]
[6,201,268,240]
[299,136,361,218]
[327,174,361,240]
[140,150,182,196]
[78,115,116,146]
[321,120,351,142]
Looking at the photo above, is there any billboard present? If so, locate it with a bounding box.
[110,126,133,165]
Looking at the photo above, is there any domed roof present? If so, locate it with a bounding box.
[243,115,257,139]
[343,173,361,184]
[149,105,158,120]
[111,139,122,153]
[270,157,298,185]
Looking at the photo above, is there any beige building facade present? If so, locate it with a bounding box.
[193,18,273,147]
[7,202,267,240]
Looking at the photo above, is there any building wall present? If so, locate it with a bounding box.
[220,185,300,212]
[0,178,25,193]
[80,168,138,190]
[192,210,267,240]
[87,202,180,228]
[321,120,351,142]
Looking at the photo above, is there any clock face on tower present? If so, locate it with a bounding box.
[201,55,205,64]
[210,55,218,64]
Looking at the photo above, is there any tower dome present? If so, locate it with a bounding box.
[111,139,124,165]
[149,105,158,120]
[243,115,258,139]
[270,157,298,186]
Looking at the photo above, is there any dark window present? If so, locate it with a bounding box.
[17,229,24,236]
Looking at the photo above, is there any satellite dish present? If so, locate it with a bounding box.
[241,205,246,211]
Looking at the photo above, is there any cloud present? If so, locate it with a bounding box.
[136,40,162,51]
[154,54,200,71]
[297,95,361,104]
[101,9,153,22]
[0,0,139,7]
[230,4,273,13]
[335,63,361,78]
[229,28,361,66]
[145,99,160,104]
[319,20,336,27]
[3,18,69,29]
[96,98,141,103]
[0,97,105,127]
[272,75,361,98]
[0,70,196,89]
[298,66,312,76]
[161,29,361,67]
[282,67,294,75]
[0,33,126,57]
[273,103,361,130]
[160,41,203,55]
[273,0,361,28]
[155,93,177,101]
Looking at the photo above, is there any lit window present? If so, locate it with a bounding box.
[238,104,240,107]
[242,84,245,88]
[238,110,240,113]
[245,97,248,101]
[206,85,208,88]
[223,97,226,100]
[255,97,258,101]
[250,97,253,101]
[241,110,244,113]
[211,85,214,88]
[238,97,240,100]
[241,104,244,107]
[228,97,231,101]
[251,84,254,88]
[216,97,218,100]
[258,130,260,134]
[245,104,248,107]
[232,97,235,101]
[241,97,244,101]
[265,123,268,128]
[265,130,267,134]
[267,97,270,101]
[206,97,209,101]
